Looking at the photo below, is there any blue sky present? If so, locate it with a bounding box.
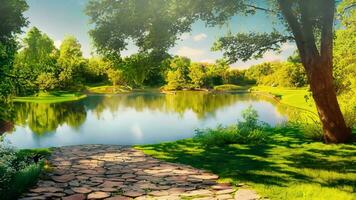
[24,0,296,69]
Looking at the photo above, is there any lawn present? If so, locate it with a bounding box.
[136,126,356,200]
[13,91,87,103]
[251,86,317,113]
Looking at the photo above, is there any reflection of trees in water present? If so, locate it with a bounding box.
[86,92,265,120]
[12,102,87,135]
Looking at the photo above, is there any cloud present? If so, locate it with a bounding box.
[54,40,62,49]
[176,46,205,58]
[199,59,215,63]
[179,33,190,40]
[193,33,208,41]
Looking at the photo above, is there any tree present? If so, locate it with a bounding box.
[58,36,86,88]
[210,0,352,143]
[0,0,28,124]
[0,0,28,99]
[189,63,207,88]
[106,68,125,89]
[86,0,196,57]
[35,73,58,92]
[13,27,58,95]
[85,0,352,142]
[164,57,191,90]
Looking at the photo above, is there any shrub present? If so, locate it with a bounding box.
[0,143,50,200]
[195,106,270,146]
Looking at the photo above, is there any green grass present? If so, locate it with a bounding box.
[213,84,252,91]
[136,126,356,200]
[251,86,316,113]
[86,85,132,94]
[13,91,86,103]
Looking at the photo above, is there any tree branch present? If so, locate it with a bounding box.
[243,4,277,13]
[277,0,308,68]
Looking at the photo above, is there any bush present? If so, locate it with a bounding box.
[195,106,270,146]
[0,143,50,200]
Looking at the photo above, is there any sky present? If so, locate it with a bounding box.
[24,0,296,69]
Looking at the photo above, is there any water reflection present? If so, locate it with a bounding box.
[3,92,291,148]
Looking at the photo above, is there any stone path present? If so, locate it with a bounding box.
[21,145,260,200]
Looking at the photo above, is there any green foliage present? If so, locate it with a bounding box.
[0,144,50,200]
[195,106,270,146]
[212,31,293,63]
[84,57,110,83]
[188,63,208,88]
[245,61,307,87]
[58,36,86,88]
[85,0,196,56]
[164,57,191,90]
[35,73,58,92]
[107,68,125,87]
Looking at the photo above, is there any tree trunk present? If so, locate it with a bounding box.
[306,59,351,143]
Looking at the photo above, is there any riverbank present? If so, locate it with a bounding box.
[136,126,356,200]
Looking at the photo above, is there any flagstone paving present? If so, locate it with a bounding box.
[20,145,259,200]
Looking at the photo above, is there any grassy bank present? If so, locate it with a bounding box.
[136,126,356,200]
[86,85,132,94]
[250,86,316,113]
[13,91,86,103]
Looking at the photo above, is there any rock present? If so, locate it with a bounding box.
[62,194,86,200]
[234,189,260,200]
[123,191,144,198]
[105,196,131,200]
[52,174,76,183]
[216,188,235,195]
[88,191,111,199]
[30,187,63,193]
[71,187,92,194]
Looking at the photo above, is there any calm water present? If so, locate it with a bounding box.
[3,92,289,148]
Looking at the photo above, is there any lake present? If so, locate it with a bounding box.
[3,91,292,148]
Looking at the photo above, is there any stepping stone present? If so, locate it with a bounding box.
[88,191,111,199]
[52,174,76,183]
[105,196,131,200]
[30,187,63,193]
[71,187,92,194]
[234,189,260,200]
[123,191,144,198]
[62,194,86,200]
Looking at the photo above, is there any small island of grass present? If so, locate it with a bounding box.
[13,92,87,103]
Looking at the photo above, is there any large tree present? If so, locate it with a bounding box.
[86,0,353,143]
[0,0,28,123]
[0,0,28,98]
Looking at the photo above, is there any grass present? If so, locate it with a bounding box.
[251,86,316,113]
[0,148,52,200]
[213,84,252,92]
[136,126,356,200]
[13,91,86,103]
[86,85,132,94]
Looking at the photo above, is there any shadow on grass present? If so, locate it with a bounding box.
[138,126,356,192]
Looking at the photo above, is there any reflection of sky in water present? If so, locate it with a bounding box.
[4,93,287,149]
